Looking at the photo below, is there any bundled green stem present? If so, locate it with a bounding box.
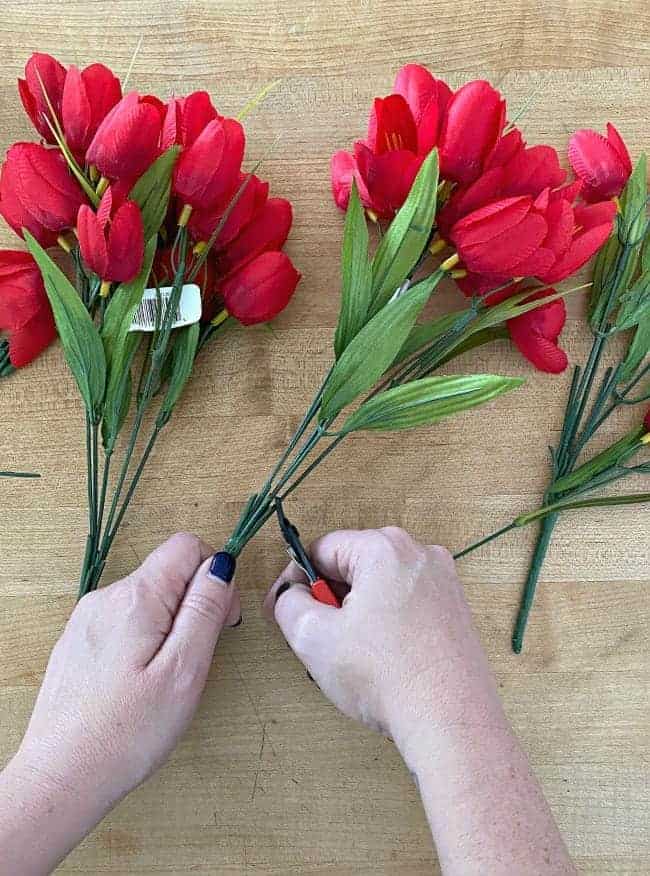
[456,155,650,652]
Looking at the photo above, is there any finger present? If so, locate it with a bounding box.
[307,529,376,587]
[158,555,237,666]
[273,582,339,668]
[121,532,213,618]
[262,559,308,620]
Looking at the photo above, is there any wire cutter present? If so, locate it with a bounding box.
[274,497,341,608]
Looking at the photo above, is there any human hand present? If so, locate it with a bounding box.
[264,527,575,875]
[0,533,240,876]
[263,526,500,748]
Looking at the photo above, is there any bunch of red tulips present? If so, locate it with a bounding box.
[0,52,299,372]
[332,64,631,373]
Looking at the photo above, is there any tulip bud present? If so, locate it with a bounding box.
[86,92,165,181]
[77,187,144,286]
[173,117,245,212]
[18,53,67,142]
[0,142,86,247]
[439,80,505,185]
[0,249,57,367]
[221,251,300,325]
[568,123,632,203]
[161,91,221,150]
[62,63,122,160]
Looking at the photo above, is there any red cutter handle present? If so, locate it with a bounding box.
[310,578,341,608]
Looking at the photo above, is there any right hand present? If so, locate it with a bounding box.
[263,526,500,747]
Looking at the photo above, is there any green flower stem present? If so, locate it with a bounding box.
[511,514,558,653]
[0,470,40,477]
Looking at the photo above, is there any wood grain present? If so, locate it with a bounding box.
[0,0,649,872]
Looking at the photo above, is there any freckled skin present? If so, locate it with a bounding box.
[266,527,576,876]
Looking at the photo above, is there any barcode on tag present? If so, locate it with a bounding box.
[129,284,202,332]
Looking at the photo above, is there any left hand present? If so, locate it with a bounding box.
[0,532,240,876]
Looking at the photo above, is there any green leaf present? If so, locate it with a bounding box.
[642,230,650,273]
[129,147,180,241]
[615,271,650,331]
[619,153,647,245]
[335,374,523,434]
[24,231,106,418]
[548,427,644,495]
[433,326,510,368]
[516,491,650,527]
[320,272,442,422]
[369,149,439,315]
[156,322,199,427]
[589,230,619,325]
[334,181,372,358]
[101,239,157,451]
[620,310,650,382]
[396,310,467,365]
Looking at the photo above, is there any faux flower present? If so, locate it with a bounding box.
[216,197,293,275]
[173,116,245,214]
[18,53,67,141]
[86,92,165,181]
[438,80,505,185]
[331,64,451,217]
[568,123,632,203]
[61,63,122,160]
[220,250,300,325]
[188,173,269,248]
[161,90,221,149]
[0,250,56,366]
[77,187,144,288]
[0,142,86,246]
[507,290,568,374]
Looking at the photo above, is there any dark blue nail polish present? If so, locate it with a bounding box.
[209,551,236,584]
[229,615,243,628]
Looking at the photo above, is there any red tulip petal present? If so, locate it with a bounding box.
[77,204,109,278]
[0,251,48,329]
[508,296,568,374]
[23,53,66,140]
[81,63,122,140]
[439,80,505,184]
[436,166,504,239]
[573,200,617,230]
[541,198,574,259]
[606,122,632,173]
[373,94,418,155]
[87,93,163,180]
[219,198,293,275]
[189,174,269,247]
[106,200,144,282]
[180,90,220,146]
[484,127,525,170]
[222,250,300,325]
[393,64,452,154]
[501,145,566,198]
[61,65,92,157]
[331,150,357,211]
[541,221,614,284]
[354,142,422,218]
[7,304,57,367]
[568,127,630,202]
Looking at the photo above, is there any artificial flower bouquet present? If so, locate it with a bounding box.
[0,53,300,596]
[460,146,650,651]
[219,65,620,563]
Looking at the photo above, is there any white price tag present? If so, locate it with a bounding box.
[129,284,202,332]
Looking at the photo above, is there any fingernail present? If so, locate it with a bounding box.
[229,615,243,628]
[275,581,293,605]
[208,551,236,584]
[306,670,315,684]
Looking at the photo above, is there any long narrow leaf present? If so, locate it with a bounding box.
[24,232,106,418]
[320,272,443,421]
[129,147,180,241]
[370,150,439,314]
[334,181,372,358]
[156,322,200,427]
[335,373,523,434]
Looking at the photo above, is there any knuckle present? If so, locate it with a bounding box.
[166,531,202,557]
[429,543,454,565]
[183,589,227,624]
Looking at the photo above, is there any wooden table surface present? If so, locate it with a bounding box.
[1,1,649,872]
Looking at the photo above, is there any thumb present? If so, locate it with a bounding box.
[161,552,241,664]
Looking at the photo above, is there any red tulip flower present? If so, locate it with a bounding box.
[220,251,300,325]
[0,142,86,246]
[568,123,632,203]
[173,116,245,215]
[18,53,67,142]
[189,173,269,248]
[539,198,617,284]
[507,290,568,374]
[86,92,165,181]
[0,250,56,367]
[61,63,122,160]
[331,63,451,217]
[161,90,221,149]
[216,198,293,276]
[77,187,144,290]
[438,80,505,185]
